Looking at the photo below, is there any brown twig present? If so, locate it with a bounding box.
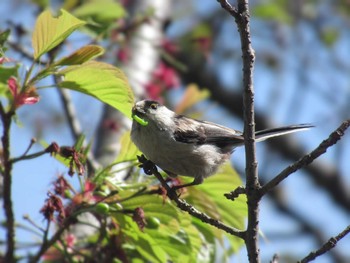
[29,217,74,263]
[0,103,16,263]
[260,120,350,197]
[298,225,350,263]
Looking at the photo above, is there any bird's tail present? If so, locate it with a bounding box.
[255,124,313,142]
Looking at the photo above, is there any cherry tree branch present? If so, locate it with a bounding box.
[218,0,260,261]
[299,225,350,263]
[260,120,350,197]
[0,103,16,263]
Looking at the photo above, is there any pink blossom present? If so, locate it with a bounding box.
[145,82,162,100]
[0,56,11,64]
[162,38,179,55]
[117,47,129,63]
[7,77,39,108]
[153,62,180,89]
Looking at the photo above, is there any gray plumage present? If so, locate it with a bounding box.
[131,100,313,187]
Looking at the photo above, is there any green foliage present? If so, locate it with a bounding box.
[114,132,141,163]
[54,45,105,66]
[320,27,339,47]
[32,9,86,60]
[252,1,292,24]
[58,61,134,118]
[73,0,126,22]
[97,162,247,262]
[0,29,11,47]
[0,66,19,101]
[72,0,127,36]
[186,164,246,253]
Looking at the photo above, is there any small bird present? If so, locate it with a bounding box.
[131,100,312,189]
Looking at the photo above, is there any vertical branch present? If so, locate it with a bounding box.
[234,1,260,262]
[236,0,261,262]
[217,0,260,262]
[0,103,15,263]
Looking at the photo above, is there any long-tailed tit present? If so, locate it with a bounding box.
[131,100,312,189]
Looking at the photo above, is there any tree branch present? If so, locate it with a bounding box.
[0,103,16,263]
[221,0,261,261]
[260,120,350,197]
[299,225,350,263]
[216,0,239,18]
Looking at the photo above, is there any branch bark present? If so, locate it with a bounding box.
[0,103,15,263]
[218,0,260,261]
[260,120,350,196]
[299,225,350,263]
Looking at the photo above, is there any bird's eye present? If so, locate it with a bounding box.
[150,103,158,110]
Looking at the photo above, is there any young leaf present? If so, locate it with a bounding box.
[58,61,134,118]
[54,45,104,66]
[32,9,86,60]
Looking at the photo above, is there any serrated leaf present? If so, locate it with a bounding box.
[55,45,104,66]
[58,61,134,118]
[32,9,86,59]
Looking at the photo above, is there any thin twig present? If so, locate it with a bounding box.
[29,220,70,263]
[216,0,239,17]
[298,225,350,263]
[224,186,246,201]
[260,120,350,197]
[10,150,47,163]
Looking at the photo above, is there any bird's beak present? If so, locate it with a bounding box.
[132,103,149,126]
[132,104,144,117]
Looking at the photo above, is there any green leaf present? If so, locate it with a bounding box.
[0,66,19,100]
[115,132,141,163]
[320,27,339,47]
[32,9,86,59]
[55,45,104,66]
[58,61,134,118]
[0,66,18,84]
[252,3,292,24]
[0,29,11,47]
[185,163,247,254]
[73,0,127,23]
[121,195,180,232]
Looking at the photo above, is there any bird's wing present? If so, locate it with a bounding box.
[173,115,244,147]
